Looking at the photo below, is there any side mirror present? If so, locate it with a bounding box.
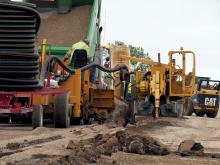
[105,56,110,62]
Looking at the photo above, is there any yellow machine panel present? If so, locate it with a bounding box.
[111,45,131,98]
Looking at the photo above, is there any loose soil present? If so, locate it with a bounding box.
[37,5,92,46]
[0,104,219,165]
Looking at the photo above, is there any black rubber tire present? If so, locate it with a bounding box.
[70,117,81,125]
[186,100,194,116]
[206,110,218,118]
[0,115,10,123]
[83,118,92,125]
[54,93,70,128]
[23,112,32,124]
[32,105,43,129]
[195,110,205,117]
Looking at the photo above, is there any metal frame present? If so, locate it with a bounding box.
[0,88,68,114]
[168,49,196,97]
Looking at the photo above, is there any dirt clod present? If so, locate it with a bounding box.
[178,140,204,157]
[178,140,196,152]
[128,140,145,154]
[66,140,76,150]
[116,130,170,155]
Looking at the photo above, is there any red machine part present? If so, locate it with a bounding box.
[0,95,30,114]
[0,88,68,114]
[0,95,12,109]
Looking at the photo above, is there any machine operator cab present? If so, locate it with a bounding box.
[199,80,220,91]
[168,48,196,97]
[195,77,220,92]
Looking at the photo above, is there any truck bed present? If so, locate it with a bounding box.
[37,5,92,46]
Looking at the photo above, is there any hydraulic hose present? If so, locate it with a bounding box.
[39,55,75,86]
[39,57,130,86]
[81,63,128,73]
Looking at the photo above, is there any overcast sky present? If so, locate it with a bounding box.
[101,0,220,80]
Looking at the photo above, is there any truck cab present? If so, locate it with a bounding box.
[189,77,220,118]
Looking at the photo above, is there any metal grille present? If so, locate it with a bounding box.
[0,2,41,90]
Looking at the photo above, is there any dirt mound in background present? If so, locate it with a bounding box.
[37,5,92,46]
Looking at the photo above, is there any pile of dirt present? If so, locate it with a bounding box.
[37,5,92,46]
[115,131,169,155]
[27,130,169,165]
[31,127,52,135]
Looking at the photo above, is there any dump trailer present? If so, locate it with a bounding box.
[0,1,129,128]
[188,77,220,118]
[36,0,101,59]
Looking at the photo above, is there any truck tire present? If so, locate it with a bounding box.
[83,118,93,125]
[70,117,81,125]
[54,93,70,128]
[195,110,205,117]
[185,100,194,116]
[32,105,43,129]
[206,110,218,118]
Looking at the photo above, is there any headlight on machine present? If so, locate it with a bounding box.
[193,98,197,103]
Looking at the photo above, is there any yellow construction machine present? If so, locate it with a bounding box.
[110,46,197,124]
[0,1,130,129]
[188,77,219,118]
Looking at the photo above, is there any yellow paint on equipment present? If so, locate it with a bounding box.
[111,45,130,70]
[139,81,149,93]
[111,45,130,98]
[41,39,47,66]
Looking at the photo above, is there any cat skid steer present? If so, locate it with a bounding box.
[188,79,220,118]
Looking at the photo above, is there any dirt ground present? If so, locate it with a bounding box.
[0,110,220,165]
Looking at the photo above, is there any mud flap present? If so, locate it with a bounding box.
[160,104,177,117]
